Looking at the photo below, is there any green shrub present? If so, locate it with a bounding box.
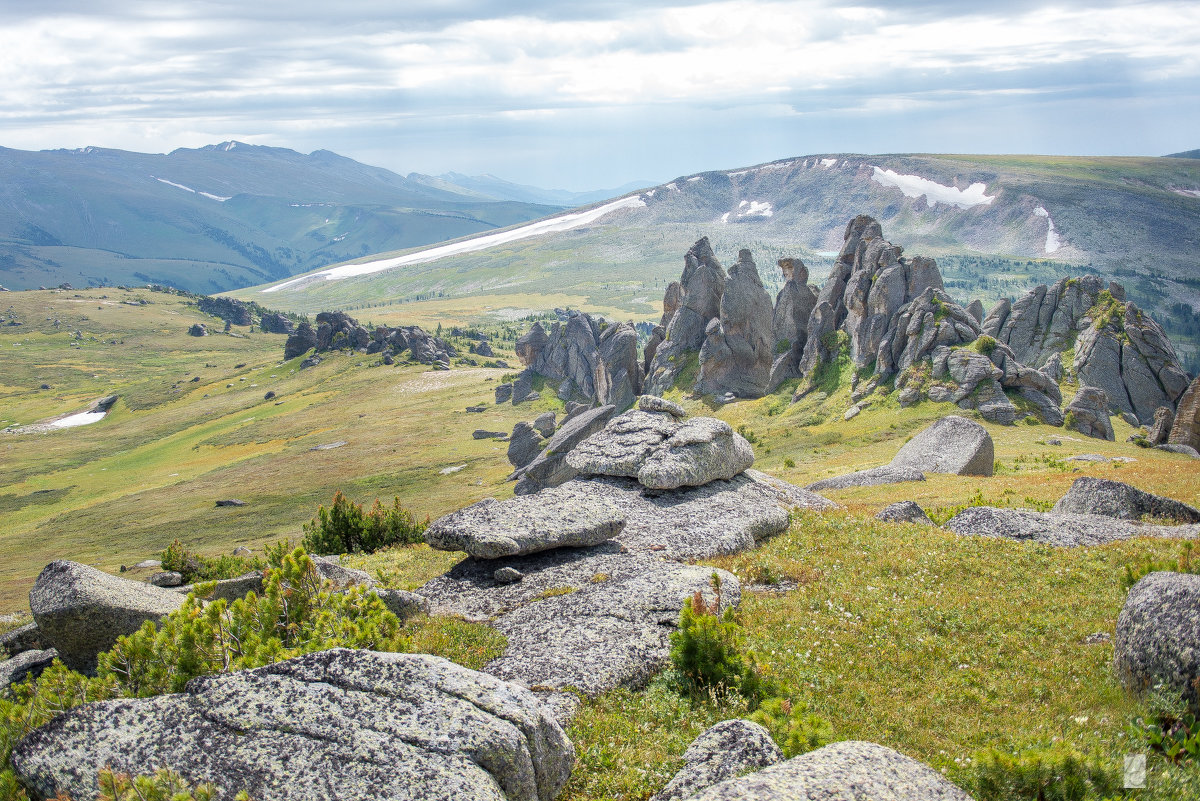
[736,425,760,445]
[161,539,264,584]
[974,335,998,356]
[302,492,427,555]
[96,766,249,801]
[783,458,796,469]
[969,745,1121,801]
[749,697,834,757]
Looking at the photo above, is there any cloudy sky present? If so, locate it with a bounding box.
[1,1,1198,189]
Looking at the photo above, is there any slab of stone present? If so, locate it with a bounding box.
[876,501,934,526]
[1116,572,1200,703]
[424,487,626,559]
[638,395,686,418]
[1,648,57,689]
[945,506,1200,547]
[686,740,973,801]
[512,404,616,494]
[805,465,925,492]
[12,648,574,801]
[890,415,994,476]
[1052,477,1200,523]
[30,560,186,672]
[651,719,783,801]
[419,544,740,696]
[0,622,41,656]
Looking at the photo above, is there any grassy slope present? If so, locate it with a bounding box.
[4,288,1200,796]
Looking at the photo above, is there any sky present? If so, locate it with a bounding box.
[1,1,1198,190]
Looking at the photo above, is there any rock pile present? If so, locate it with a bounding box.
[197,296,253,327]
[283,311,455,366]
[511,310,642,409]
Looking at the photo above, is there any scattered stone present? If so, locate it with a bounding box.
[1066,453,1108,462]
[215,499,247,507]
[684,740,973,801]
[533,412,557,438]
[495,382,514,404]
[30,561,186,671]
[651,719,782,801]
[309,440,346,451]
[424,487,627,559]
[494,567,524,584]
[148,571,183,588]
[2,649,58,689]
[805,465,925,492]
[890,415,994,476]
[11,649,574,801]
[876,501,934,525]
[299,355,321,369]
[232,546,252,557]
[1052,477,1200,523]
[466,405,487,413]
[944,506,1200,547]
[263,391,275,400]
[1065,386,1114,440]
[472,429,507,440]
[1116,572,1200,704]
[843,405,862,420]
[187,323,207,337]
[131,559,162,570]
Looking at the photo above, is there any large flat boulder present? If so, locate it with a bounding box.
[424,488,626,559]
[805,465,925,492]
[651,719,782,801]
[13,648,573,801]
[890,415,994,476]
[685,740,973,800]
[419,545,739,697]
[945,506,1200,547]
[1116,572,1200,703]
[1051,477,1200,523]
[30,560,186,671]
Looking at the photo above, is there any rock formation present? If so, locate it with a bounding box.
[1065,386,1114,440]
[258,312,294,335]
[196,296,252,327]
[694,250,775,398]
[767,258,817,390]
[284,312,454,366]
[891,415,995,476]
[515,311,642,410]
[982,276,1109,368]
[284,321,318,359]
[645,238,727,394]
[1169,375,1200,451]
[1149,405,1175,444]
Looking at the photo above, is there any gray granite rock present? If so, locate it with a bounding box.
[511,405,617,494]
[174,572,264,603]
[890,416,994,476]
[420,545,740,697]
[1149,406,1175,445]
[695,249,776,399]
[12,648,574,801]
[876,501,934,525]
[496,382,513,404]
[805,465,925,492]
[1116,572,1200,703]
[685,740,973,801]
[1158,443,1200,458]
[494,567,523,585]
[945,506,1200,547]
[639,395,686,418]
[651,719,782,801]
[533,412,557,438]
[0,622,41,656]
[1,648,57,689]
[311,557,376,590]
[646,238,727,395]
[472,429,508,440]
[1051,477,1200,523]
[508,422,546,469]
[424,487,626,558]
[372,588,429,621]
[149,571,183,587]
[30,560,186,671]
[1065,386,1114,440]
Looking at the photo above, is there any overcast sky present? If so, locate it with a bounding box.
[1,1,1197,190]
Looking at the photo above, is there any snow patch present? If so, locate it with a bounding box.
[1173,188,1200,199]
[665,182,678,191]
[687,176,702,182]
[737,201,773,218]
[332,233,348,242]
[1033,206,1061,253]
[50,410,106,429]
[263,194,647,292]
[820,158,838,168]
[644,189,656,197]
[727,169,752,177]
[870,167,995,209]
[223,141,237,151]
[720,212,731,223]
[154,177,230,201]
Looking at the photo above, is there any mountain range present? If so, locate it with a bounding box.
[0,142,605,293]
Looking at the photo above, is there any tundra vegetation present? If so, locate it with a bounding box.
[3,287,1200,799]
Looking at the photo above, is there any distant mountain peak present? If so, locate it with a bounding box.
[1166,148,1200,159]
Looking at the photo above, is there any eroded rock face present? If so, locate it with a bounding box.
[1150,406,1175,445]
[285,322,318,358]
[877,288,981,379]
[1065,386,1114,440]
[945,506,1200,547]
[695,250,775,399]
[516,313,643,410]
[650,719,782,801]
[684,741,973,801]
[890,416,994,476]
[30,561,186,671]
[768,258,817,391]
[1169,376,1200,451]
[1116,572,1200,704]
[259,313,294,335]
[1052,477,1200,523]
[12,649,574,801]
[510,405,617,495]
[646,238,727,394]
[983,277,1103,368]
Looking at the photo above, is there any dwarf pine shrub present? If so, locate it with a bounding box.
[969,745,1121,801]
[748,697,834,757]
[96,767,249,801]
[161,539,264,584]
[302,492,427,555]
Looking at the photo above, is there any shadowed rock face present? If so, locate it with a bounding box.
[516,312,642,410]
[1065,385,1114,440]
[1052,477,1200,523]
[768,258,817,391]
[1117,572,1200,704]
[982,276,1106,368]
[1170,376,1200,450]
[12,649,575,801]
[646,238,727,394]
[695,250,775,398]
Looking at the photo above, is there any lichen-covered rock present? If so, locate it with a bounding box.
[984,277,1104,368]
[1,648,57,689]
[1065,386,1114,440]
[1116,572,1200,703]
[311,556,375,590]
[877,288,981,379]
[805,465,925,492]
[638,394,686,418]
[1150,406,1175,445]
[890,416,994,476]
[695,250,775,399]
[1051,477,1200,523]
[30,561,186,671]
[1170,376,1200,451]
[424,488,626,559]
[0,622,41,656]
[945,506,1200,547]
[373,588,429,621]
[684,740,973,801]
[650,719,782,801]
[647,238,727,394]
[876,501,934,526]
[12,648,574,801]
[508,422,546,469]
[510,405,617,495]
[533,412,557,438]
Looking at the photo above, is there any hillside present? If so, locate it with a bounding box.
[0,143,561,293]
[237,153,1200,369]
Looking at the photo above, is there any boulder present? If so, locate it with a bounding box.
[1159,443,1200,458]
[944,506,1200,547]
[215,499,246,507]
[512,369,536,405]
[0,622,41,656]
[638,394,686,418]
[684,740,973,801]
[651,719,782,801]
[373,588,430,621]
[259,312,294,335]
[1149,406,1175,445]
[1065,386,1114,440]
[311,556,375,591]
[1116,572,1200,703]
[507,422,545,469]
[1051,477,1200,523]
[966,299,984,323]
[495,382,514,404]
[2,648,57,689]
[425,487,626,559]
[890,416,994,476]
[187,323,208,337]
[11,648,574,801]
[533,412,557,438]
[694,249,775,399]
[149,571,183,587]
[173,572,264,603]
[876,501,934,526]
[421,546,740,696]
[510,405,617,495]
[30,561,186,671]
[805,465,925,492]
[472,429,507,440]
[566,410,754,490]
[284,322,318,359]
